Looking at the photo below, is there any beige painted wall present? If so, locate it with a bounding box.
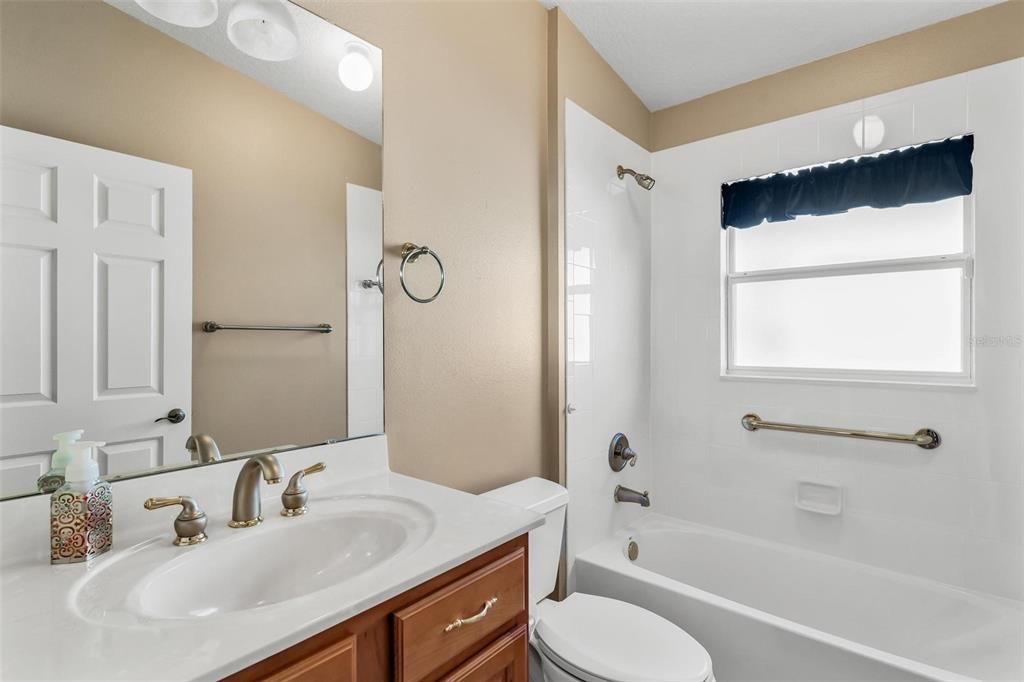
[298,0,551,492]
[1,0,382,455]
[652,0,1024,150]
[554,9,651,151]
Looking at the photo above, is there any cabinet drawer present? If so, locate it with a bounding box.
[394,548,526,682]
[261,634,356,682]
[441,625,528,682]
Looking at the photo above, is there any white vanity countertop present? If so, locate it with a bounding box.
[0,436,542,681]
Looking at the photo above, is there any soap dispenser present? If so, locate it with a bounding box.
[50,441,112,564]
[37,429,85,493]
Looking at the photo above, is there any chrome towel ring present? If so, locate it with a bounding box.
[360,258,384,293]
[399,242,445,304]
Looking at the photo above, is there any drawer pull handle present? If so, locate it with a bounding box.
[444,597,498,633]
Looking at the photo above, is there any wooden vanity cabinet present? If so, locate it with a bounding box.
[226,535,528,682]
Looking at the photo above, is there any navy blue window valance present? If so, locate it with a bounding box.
[721,135,974,229]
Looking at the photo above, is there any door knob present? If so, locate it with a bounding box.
[155,408,186,424]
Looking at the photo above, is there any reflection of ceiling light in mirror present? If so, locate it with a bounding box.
[227,0,300,62]
[853,115,886,151]
[134,0,218,27]
[338,42,374,92]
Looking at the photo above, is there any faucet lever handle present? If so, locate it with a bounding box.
[144,496,208,546]
[144,496,184,510]
[284,462,327,494]
[281,462,326,517]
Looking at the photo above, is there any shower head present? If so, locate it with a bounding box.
[617,165,655,190]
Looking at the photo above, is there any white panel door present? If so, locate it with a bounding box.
[346,184,383,437]
[0,126,192,493]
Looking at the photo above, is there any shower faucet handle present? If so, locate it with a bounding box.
[609,433,638,471]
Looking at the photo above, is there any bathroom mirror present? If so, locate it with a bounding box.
[0,0,384,499]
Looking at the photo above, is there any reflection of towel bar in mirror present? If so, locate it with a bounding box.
[202,322,334,333]
[399,242,445,304]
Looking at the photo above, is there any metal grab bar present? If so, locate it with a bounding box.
[740,413,941,450]
[202,322,333,333]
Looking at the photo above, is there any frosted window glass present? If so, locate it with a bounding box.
[732,197,964,272]
[732,269,963,373]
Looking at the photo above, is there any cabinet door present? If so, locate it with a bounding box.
[441,626,528,682]
[262,635,356,682]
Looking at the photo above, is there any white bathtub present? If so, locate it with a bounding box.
[574,515,1023,682]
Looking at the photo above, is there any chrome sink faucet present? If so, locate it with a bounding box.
[229,454,283,528]
[614,485,650,507]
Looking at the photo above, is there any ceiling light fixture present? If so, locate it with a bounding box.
[853,114,886,152]
[226,0,299,62]
[134,0,218,27]
[338,42,374,92]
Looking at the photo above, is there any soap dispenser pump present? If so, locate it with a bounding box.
[37,429,85,493]
[50,441,112,564]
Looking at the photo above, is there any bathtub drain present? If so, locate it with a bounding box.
[627,540,639,561]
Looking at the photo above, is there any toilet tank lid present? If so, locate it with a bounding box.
[483,477,568,515]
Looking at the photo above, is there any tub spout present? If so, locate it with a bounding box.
[614,485,650,507]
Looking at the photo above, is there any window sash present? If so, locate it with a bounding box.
[722,200,974,386]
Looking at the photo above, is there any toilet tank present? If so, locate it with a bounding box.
[482,477,568,606]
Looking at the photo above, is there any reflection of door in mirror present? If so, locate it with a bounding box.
[0,127,192,496]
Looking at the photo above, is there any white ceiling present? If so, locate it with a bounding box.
[552,0,1001,111]
[108,0,382,144]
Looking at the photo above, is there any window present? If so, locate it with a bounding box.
[724,196,973,384]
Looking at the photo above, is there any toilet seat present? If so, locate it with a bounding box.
[534,593,712,682]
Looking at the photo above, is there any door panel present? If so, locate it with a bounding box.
[94,176,165,235]
[98,438,161,476]
[0,244,56,403]
[1,157,57,222]
[95,254,163,397]
[0,126,192,493]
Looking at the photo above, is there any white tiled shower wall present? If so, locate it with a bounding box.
[346,184,385,437]
[565,100,652,590]
[651,59,1024,600]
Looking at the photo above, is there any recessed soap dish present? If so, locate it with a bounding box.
[795,481,843,516]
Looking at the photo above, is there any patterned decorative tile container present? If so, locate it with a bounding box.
[50,481,113,564]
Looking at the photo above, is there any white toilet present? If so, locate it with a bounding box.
[484,478,714,682]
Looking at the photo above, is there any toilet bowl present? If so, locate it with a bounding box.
[483,478,714,682]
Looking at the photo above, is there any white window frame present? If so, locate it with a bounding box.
[721,196,975,387]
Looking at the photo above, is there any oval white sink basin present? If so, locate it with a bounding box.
[72,495,434,623]
[136,514,409,618]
